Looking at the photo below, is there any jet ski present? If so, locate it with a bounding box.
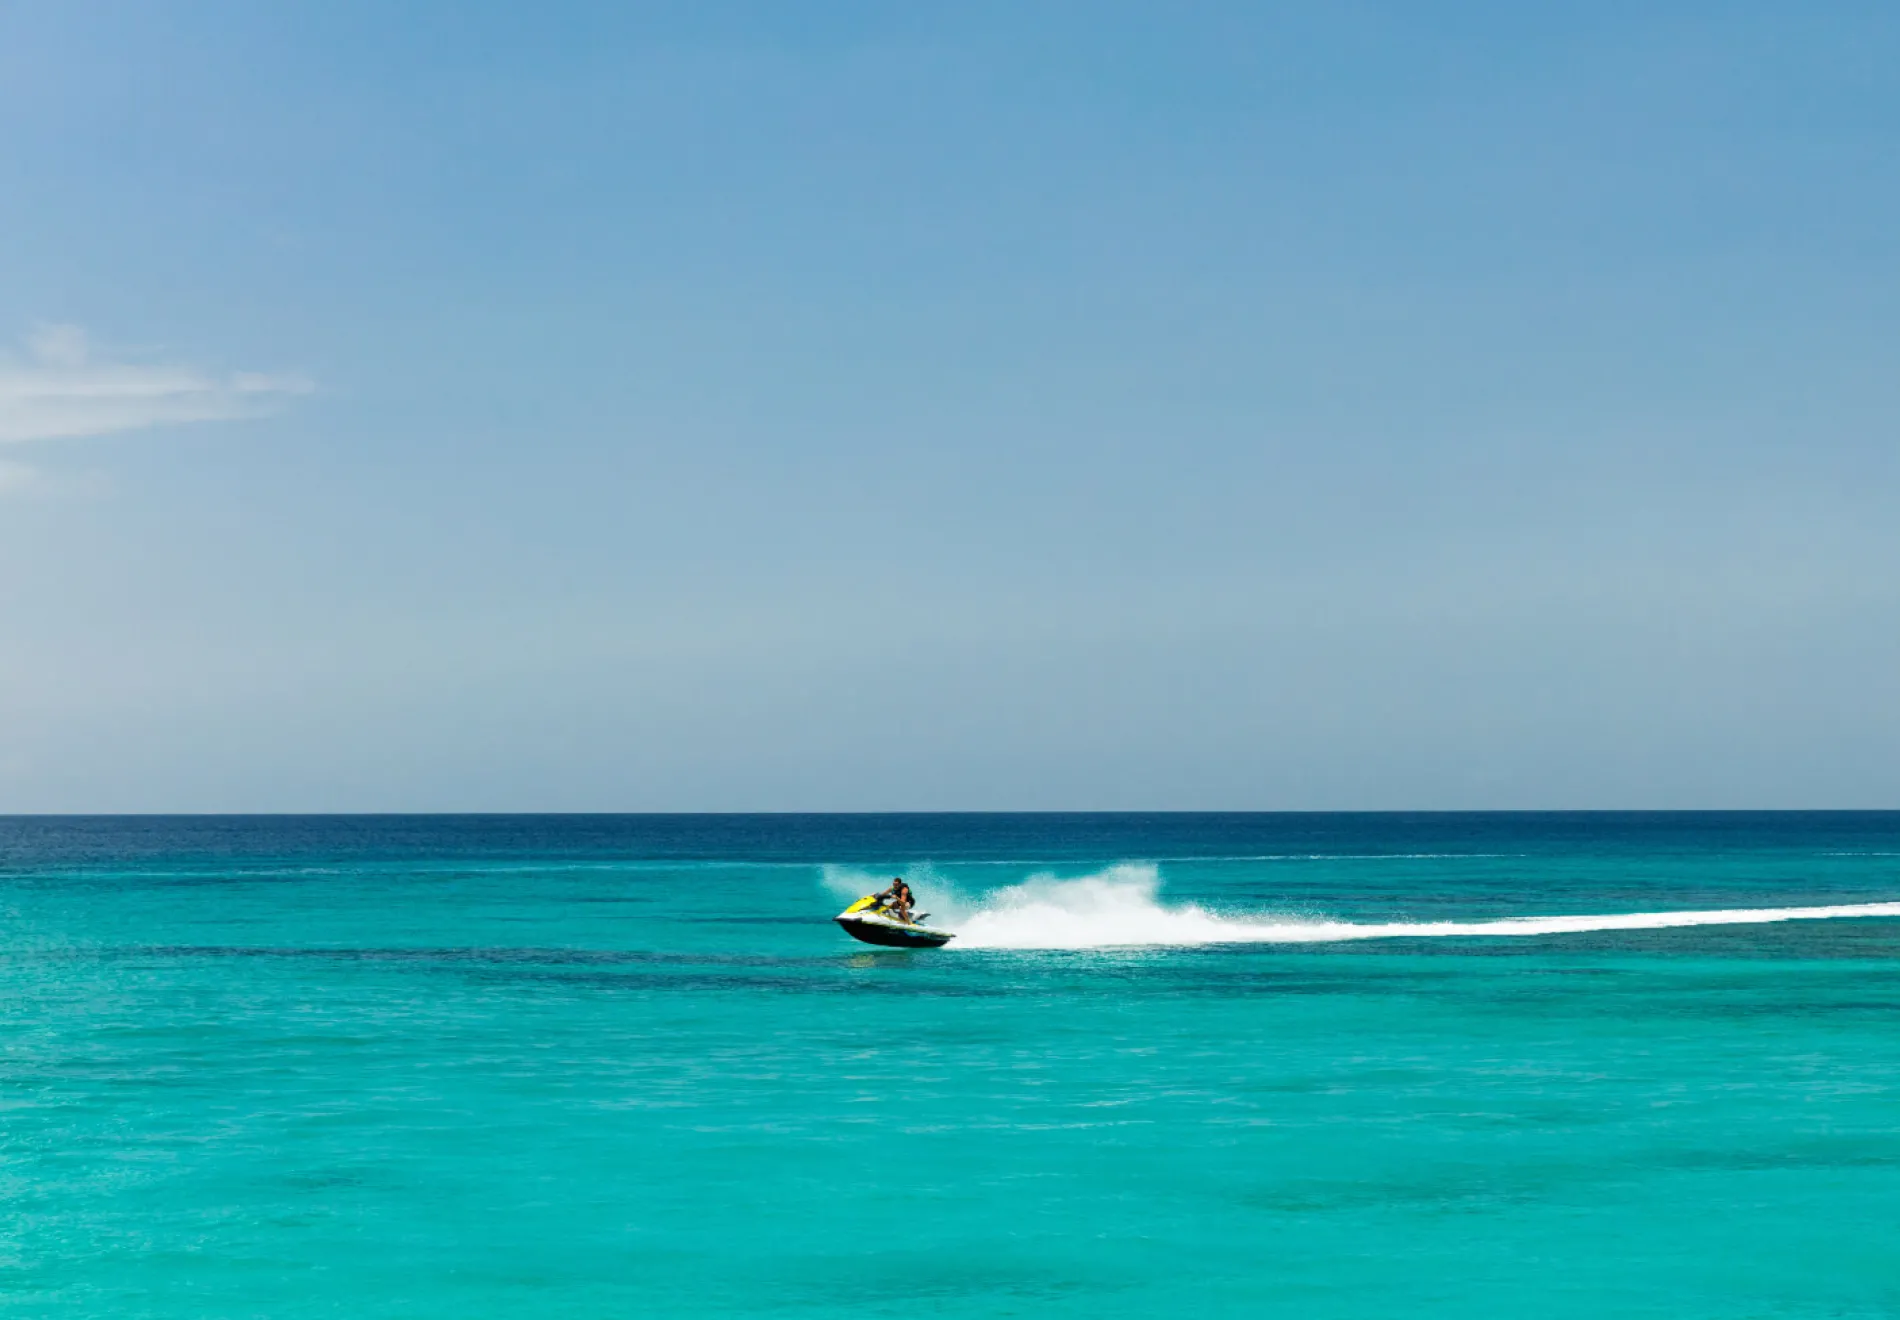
[835,895,955,949]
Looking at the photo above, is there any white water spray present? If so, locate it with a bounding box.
[822,863,1900,951]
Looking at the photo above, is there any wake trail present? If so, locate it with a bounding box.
[963,899,1900,951]
[821,863,1900,951]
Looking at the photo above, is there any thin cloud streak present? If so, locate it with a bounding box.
[0,325,312,445]
[0,459,41,493]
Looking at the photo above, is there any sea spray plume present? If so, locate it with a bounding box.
[952,864,1264,949]
[819,865,877,904]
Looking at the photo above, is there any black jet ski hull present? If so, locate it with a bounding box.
[835,915,954,949]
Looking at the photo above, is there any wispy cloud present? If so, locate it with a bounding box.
[0,325,312,446]
[0,459,41,494]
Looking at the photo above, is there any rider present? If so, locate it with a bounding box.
[876,876,915,924]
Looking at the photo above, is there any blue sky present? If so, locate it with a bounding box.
[1,1,1896,810]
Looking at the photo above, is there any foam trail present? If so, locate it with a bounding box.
[941,865,1900,950]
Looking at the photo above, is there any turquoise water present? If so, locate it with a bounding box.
[4,813,1900,1317]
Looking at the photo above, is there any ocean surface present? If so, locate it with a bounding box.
[4,812,1899,1318]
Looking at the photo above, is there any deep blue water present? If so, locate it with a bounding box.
[4,813,1899,1317]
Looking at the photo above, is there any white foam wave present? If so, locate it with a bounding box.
[830,863,1900,951]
